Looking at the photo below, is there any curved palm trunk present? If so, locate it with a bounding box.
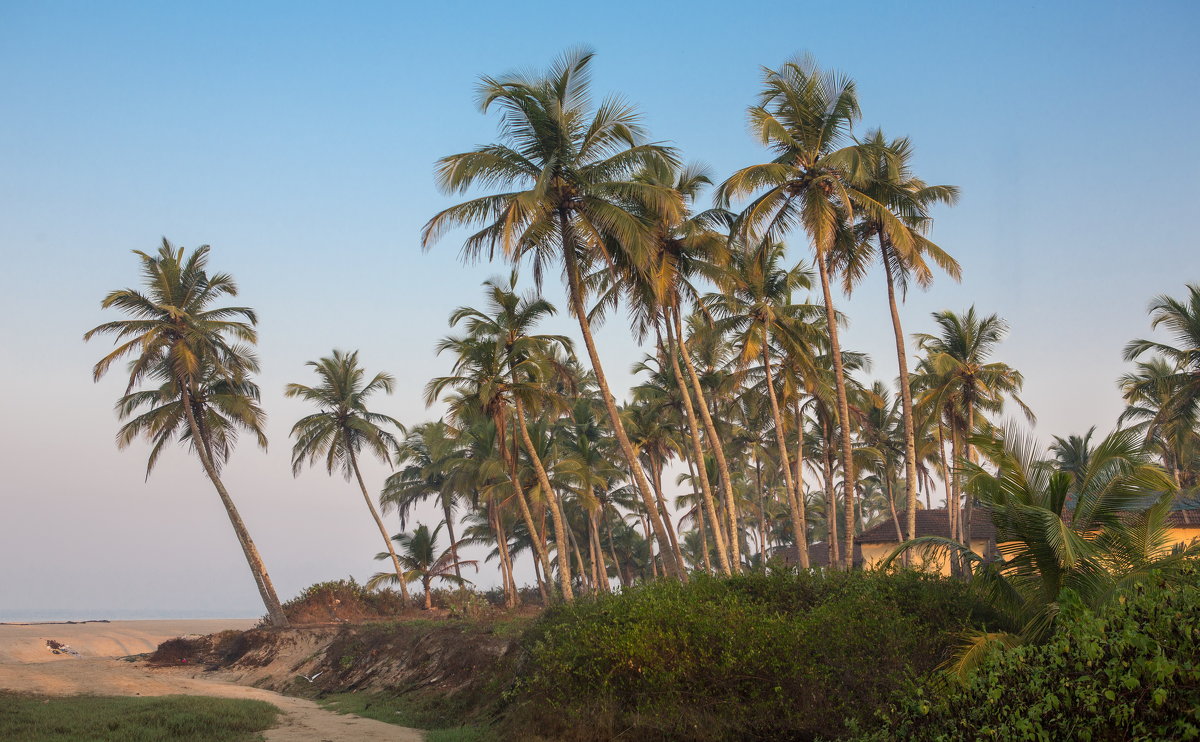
[672,308,742,571]
[512,399,572,600]
[561,237,684,580]
[604,514,628,588]
[348,442,411,604]
[422,576,433,611]
[881,246,920,552]
[663,314,732,575]
[181,388,287,627]
[762,346,809,568]
[816,254,858,570]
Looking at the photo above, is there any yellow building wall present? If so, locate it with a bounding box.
[860,539,992,575]
[1165,526,1200,551]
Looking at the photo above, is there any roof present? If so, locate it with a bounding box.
[775,541,863,568]
[856,508,996,544]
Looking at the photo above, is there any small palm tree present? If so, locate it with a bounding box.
[886,425,1191,678]
[286,350,409,602]
[368,523,478,610]
[85,239,287,626]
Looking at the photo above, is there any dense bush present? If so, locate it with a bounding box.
[859,567,1200,741]
[502,570,1009,741]
[279,577,409,623]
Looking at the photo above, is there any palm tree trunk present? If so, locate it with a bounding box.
[762,345,809,568]
[589,512,609,593]
[963,405,975,573]
[442,501,462,581]
[650,456,686,574]
[181,388,287,627]
[423,577,432,611]
[663,314,732,575]
[882,246,920,548]
[501,405,565,599]
[560,231,684,580]
[816,253,858,570]
[886,469,904,544]
[604,514,627,588]
[491,502,518,608]
[347,442,411,604]
[822,417,841,566]
[671,307,742,571]
[793,402,809,560]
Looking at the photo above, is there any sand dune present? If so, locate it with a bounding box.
[0,619,258,664]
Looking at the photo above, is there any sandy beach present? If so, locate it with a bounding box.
[0,619,422,741]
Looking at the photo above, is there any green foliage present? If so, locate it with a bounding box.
[862,567,1200,741]
[503,571,1008,741]
[279,577,409,621]
[0,693,278,742]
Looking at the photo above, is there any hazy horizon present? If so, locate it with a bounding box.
[2,1,1197,616]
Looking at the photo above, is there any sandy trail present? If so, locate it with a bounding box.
[0,620,423,741]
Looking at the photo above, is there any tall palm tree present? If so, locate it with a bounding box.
[286,349,409,602]
[421,49,687,579]
[843,130,960,544]
[367,523,478,610]
[85,239,286,626]
[717,56,905,568]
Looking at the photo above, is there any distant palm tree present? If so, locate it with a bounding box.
[1120,359,1200,488]
[1124,284,1200,486]
[421,48,687,579]
[85,239,287,626]
[367,523,478,610]
[286,350,408,602]
[915,308,1033,550]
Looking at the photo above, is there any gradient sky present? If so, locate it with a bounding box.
[1,1,1197,619]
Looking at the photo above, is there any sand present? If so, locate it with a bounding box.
[0,619,423,741]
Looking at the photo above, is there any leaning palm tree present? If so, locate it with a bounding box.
[286,350,409,602]
[717,55,906,568]
[421,48,687,579]
[85,239,287,626]
[367,523,478,610]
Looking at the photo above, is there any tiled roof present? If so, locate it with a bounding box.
[775,541,863,567]
[856,508,997,544]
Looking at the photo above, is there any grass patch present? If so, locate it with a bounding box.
[0,692,279,742]
[319,692,493,741]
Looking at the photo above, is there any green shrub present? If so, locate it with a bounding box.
[861,567,1200,741]
[502,570,1007,741]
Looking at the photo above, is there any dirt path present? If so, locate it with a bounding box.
[0,620,424,741]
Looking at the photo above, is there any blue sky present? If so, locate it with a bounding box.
[1,1,1197,617]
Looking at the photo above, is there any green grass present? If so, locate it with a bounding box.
[318,692,493,741]
[0,692,279,742]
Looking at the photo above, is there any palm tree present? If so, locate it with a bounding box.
[915,308,1033,551]
[844,130,960,544]
[718,56,904,568]
[285,349,409,603]
[85,239,287,626]
[367,523,478,610]
[706,241,823,568]
[382,420,467,579]
[1124,284,1200,486]
[421,49,686,579]
[1120,359,1200,487]
[886,425,1190,677]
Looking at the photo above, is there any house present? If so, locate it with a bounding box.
[1166,494,1200,550]
[775,540,863,569]
[855,509,996,575]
